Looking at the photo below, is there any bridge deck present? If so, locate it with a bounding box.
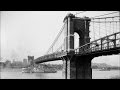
[34,32,120,64]
[34,47,120,64]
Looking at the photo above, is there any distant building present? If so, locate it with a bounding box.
[5,60,11,67]
[12,59,16,63]
[0,61,5,68]
[23,59,28,65]
[28,56,34,66]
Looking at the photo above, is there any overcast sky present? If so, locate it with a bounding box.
[0,11,120,66]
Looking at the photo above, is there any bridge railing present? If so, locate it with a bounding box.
[35,50,67,62]
[74,31,120,55]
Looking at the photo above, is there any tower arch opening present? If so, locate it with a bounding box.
[74,32,79,49]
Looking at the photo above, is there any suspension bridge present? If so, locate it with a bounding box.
[32,11,120,79]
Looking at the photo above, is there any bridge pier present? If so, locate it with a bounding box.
[62,55,93,79]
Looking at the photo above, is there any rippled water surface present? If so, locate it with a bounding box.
[0,68,120,79]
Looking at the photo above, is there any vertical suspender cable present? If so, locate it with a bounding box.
[116,20,117,32]
[118,11,120,32]
[112,17,114,33]
[110,22,111,35]
[93,21,95,41]
[105,18,107,36]
[99,19,101,38]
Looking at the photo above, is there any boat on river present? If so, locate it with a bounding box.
[99,68,111,71]
[22,67,57,73]
[22,68,32,73]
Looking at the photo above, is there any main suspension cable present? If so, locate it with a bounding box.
[74,11,87,16]
[91,11,119,19]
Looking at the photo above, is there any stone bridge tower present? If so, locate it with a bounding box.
[28,56,34,66]
[63,13,93,79]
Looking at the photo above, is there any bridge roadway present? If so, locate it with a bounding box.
[34,32,120,64]
[34,47,120,64]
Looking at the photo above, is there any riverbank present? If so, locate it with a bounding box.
[110,75,120,79]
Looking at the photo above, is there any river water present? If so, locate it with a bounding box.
[0,68,120,79]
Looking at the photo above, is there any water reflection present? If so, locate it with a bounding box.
[0,68,120,79]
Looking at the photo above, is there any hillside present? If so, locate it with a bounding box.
[92,63,120,70]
